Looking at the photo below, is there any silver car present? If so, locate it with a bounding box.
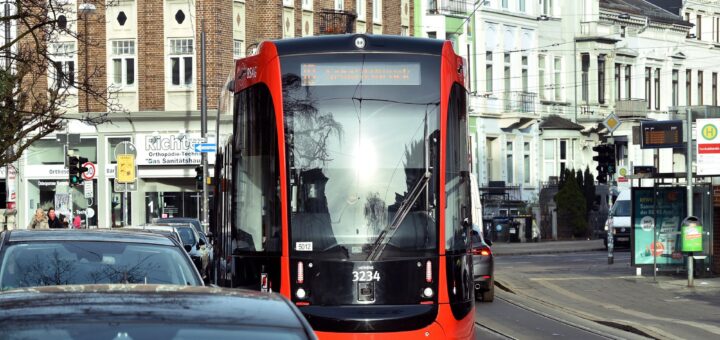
[471,228,494,302]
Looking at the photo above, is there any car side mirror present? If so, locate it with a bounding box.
[184,244,192,253]
[198,239,206,247]
[486,239,493,246]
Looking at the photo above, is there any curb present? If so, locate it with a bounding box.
[493,247,607,256]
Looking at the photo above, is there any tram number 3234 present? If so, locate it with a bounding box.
[352,271,381,282]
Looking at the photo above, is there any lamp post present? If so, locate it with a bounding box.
[79,2,96,113]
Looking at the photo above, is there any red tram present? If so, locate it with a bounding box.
[213,34,475,339]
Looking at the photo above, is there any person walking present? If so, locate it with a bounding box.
[72,215,82,229]
[47,208,64,229]
[27,208,49,229]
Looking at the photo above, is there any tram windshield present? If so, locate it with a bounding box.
[282,53,441,260]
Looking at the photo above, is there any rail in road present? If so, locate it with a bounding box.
[474,294,623,340]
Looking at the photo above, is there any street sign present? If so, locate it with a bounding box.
[116,154,136,183]
[81,162,96,180]
[193,143,216,153]
[602,113,621,133]
[114,141,137,159]
[113,179,137,192]
[696,118,720,176]
[640,120,683,149]
[84,181,94,198]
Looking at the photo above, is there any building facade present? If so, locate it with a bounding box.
[9,0,411,229]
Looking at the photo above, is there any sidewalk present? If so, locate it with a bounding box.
[491,239,606,256]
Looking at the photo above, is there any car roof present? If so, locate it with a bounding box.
[0,284,312,334]
[2,230,177,247]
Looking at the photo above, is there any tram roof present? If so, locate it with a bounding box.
[271,34,446,56]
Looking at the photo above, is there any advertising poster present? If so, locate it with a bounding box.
[632,187,686,266]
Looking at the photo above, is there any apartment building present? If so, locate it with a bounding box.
[11,0,411,229]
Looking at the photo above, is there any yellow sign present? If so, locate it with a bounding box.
[701,124,718,141]
[606,117,620,130]
[116,154,136,183]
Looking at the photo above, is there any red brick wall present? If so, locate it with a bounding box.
[196,0,233,110]
[137,0,164,111]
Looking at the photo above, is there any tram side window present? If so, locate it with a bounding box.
[445,83,471,253]
[232,84,282,253]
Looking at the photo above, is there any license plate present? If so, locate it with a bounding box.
[617,237,629,242]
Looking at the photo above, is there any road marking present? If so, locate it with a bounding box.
[529,277,617,281]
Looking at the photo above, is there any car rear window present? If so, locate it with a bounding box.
[0,241,202,289]
[612,200,631,217]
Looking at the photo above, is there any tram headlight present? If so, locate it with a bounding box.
[296,288,307,299]
[423,287,434,298]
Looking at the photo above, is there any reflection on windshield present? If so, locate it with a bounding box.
[0,242,201,289]
[613,201,631,217]
[283,53,440,259]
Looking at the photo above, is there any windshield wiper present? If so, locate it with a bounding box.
[366,171,430,261]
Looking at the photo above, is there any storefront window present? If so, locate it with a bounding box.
[27,138,97,165]
[110,181,132,227]
[145,191,212,222]
[28,180,98,228]
[107,137,132,164]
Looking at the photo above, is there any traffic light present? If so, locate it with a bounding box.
[592,144,615,184]
[68,156,89,186]
[195,166,203,190]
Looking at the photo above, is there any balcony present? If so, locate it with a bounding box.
[615,99,647,118]
[504,91,537,114]
[319,9,356,35]
[427,0,473,16]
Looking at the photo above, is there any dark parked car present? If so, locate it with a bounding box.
[0,284,317,339]
[0,230,203,290]
[471,228,494,302]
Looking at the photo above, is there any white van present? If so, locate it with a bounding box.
[605,189,631,248]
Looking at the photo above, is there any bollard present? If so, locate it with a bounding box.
[607,231,614,265]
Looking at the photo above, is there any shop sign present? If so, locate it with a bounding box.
[136,133,203,165]
[6,165,17,203]
[25,165,68,178]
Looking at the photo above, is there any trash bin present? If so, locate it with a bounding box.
[508,221,521,243]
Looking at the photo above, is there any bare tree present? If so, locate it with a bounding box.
[0,0,120,167]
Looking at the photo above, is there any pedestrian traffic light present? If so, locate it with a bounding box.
[195,166,203,190]
[592,144,615,184]
[68,156,89,186]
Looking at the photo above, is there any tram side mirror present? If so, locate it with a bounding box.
[197,239,206,250]
[184,245,192,253]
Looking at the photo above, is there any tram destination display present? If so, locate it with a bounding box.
[301,62,421,86]
[640,120,683,149]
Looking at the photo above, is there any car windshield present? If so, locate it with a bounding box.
[0,323,307,340]
[280,53,440,260]
[612,200,631,217]
[0,242,202,289]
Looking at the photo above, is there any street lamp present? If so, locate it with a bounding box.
[79,2,96,113]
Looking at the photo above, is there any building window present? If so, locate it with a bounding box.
[645,67,651,109]
[356,0,365,18]
[542,0,552,16]
[686,69,692,105]
[523,142,530,183]
[521,55,528,92]
[654,68,660,110]
[233,39,244,60]
[713,72,718,106]
[110,40,135,87]
[672,69,679,107]
[581,54,589,102]
[559,139,568,174]
[538,54,545,100]
[519,0,526,12]
[598,55,606,104]
[554,57,562,101]
[698,71,704,105]
[373,0,382,22]
[486,52,493,93]
[504,53,511,94]
[543,139,555,179]
[506,141,513,183]
[502,0,509,9]
[615,63,621,100]
[624,65,631,99]
[697,15,702,40]
[169,38,194,87]
[50,42,75,89]
[334,0,343,10]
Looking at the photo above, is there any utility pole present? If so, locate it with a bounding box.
[686,107,694,286]
[200,21,209,230]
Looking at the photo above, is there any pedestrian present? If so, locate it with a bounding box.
[27,208,49,229]
[47,208,64,229]
[72,215,82,229]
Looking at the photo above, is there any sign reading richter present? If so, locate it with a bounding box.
[137,133,203,165]
[696,118,720,176]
